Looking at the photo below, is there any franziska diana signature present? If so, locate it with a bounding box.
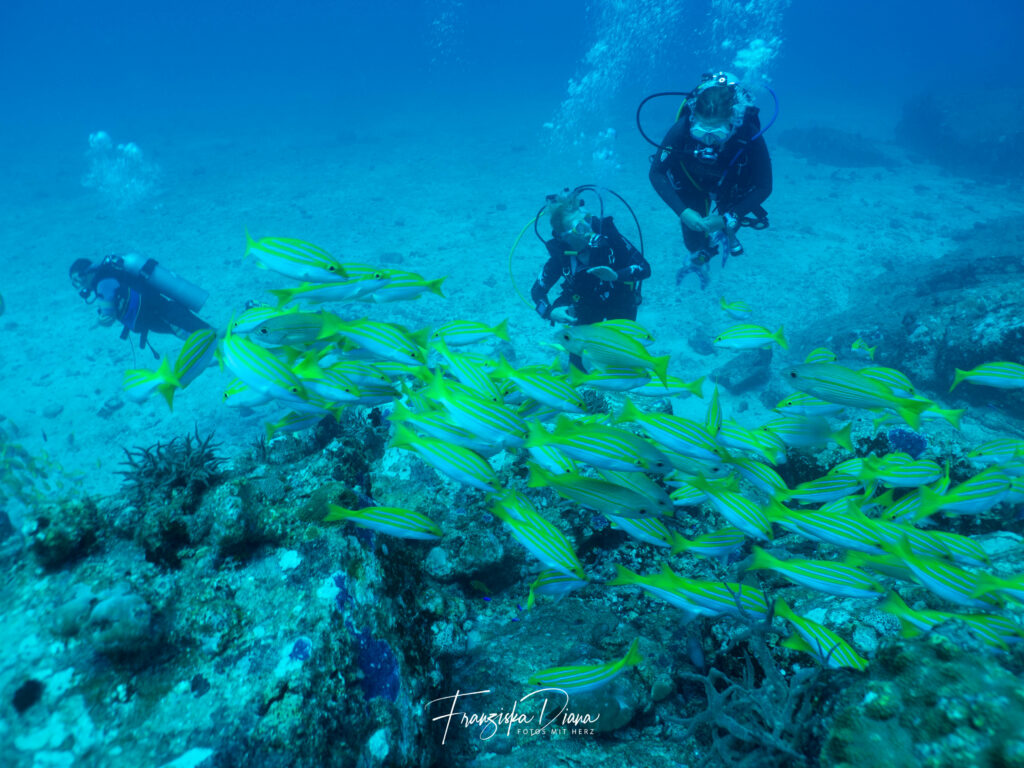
[426,689,599,743]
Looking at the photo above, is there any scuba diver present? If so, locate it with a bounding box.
[644,72,774,289]
[70,253,211,355]
[530,187,650,327]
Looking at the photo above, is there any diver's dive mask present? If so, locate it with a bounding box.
[560,216,599,249]
[690,119,734,147]
[70,261,97,301]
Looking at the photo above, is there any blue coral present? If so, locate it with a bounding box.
[886,428,927,459]
[354,629,400,702]
[289,636,313,662]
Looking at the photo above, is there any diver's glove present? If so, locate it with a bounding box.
[549,307,575,325]
[586,266,617,282]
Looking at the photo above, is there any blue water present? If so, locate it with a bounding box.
[3,0,1021,129]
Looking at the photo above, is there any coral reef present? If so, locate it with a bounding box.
[823,633,1024,767]
[28,497,101,570]
[118,428,224,513]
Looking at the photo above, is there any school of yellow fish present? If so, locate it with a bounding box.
[125,234,1024,690]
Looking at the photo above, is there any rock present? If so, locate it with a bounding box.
[713,348,773,394]
[87,592,153,655]
[366,729,389,760]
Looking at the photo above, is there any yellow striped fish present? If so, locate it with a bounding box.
[244,233,348,282]
[325,504,442,540]
[528,639,642,694]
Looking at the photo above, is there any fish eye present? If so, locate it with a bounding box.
[259,328,268,335]
[788,371,797,378]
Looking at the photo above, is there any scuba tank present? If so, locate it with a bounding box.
[110,253,209,311]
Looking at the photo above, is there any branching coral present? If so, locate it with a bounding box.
[119,427,224,512]
[668,617,840,767]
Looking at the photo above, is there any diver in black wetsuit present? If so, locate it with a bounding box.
[531,190,650,327]
[648,72,773,288]
[70,254,211,354]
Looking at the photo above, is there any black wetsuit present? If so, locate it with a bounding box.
[530,216,650,325]
[92,268,209,351]
[649,105,772,255]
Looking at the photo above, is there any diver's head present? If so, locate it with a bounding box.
[690,73,739,146]
[547,190,584,235]
[546,190,594,251]
[70,258,96,297]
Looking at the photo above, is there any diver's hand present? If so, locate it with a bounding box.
[549,307,574,325]
[586,266,617,282]
[699,215,726,233]
[97,313,115,327]
[679,209,704,232]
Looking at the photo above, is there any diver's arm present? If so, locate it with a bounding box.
[726,136,773,219]
[648,121,691,217]
[530,250,563,318]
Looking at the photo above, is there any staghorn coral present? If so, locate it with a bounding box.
[118,427,224,513]
[665,612,840,767]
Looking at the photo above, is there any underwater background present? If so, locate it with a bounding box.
[2,0,1024,766]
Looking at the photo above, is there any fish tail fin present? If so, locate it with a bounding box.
[876,588,910,618]
[652,355,671,387]
[154,357,181,411]
[950,369,968,392]
[765,496,791,523]
[935,407,965,431]
[244,229,256,258]
[566,364,588,387]
[969,571,1001,599]
[915,486,944,521]
[772,597,795,622]
[615,399,642,425]
[389,423,417,450]
[525,460,552,488]
[323,504,355,523]
[746,545,777,573]
[267,288,293,307]
[606,564,638,587]
[428,277,447,297]
[493,319,510,342]
[668,532,691,554]
[775,324,789,351]
[895,397,931,430]
[685,375,707,398]
[832,422,853,451]
[622,638,643,668]
[524,421,550,450]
